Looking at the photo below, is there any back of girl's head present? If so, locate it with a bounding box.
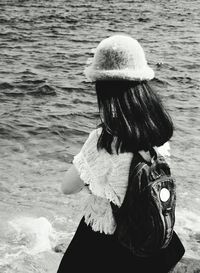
[84,34,173,153]
[95,80,173,154]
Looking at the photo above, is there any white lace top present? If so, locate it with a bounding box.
[73,127,170,235]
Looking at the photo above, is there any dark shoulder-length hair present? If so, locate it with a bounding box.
[95,80,173,154]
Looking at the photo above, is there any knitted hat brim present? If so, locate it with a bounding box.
[84,66,155,82]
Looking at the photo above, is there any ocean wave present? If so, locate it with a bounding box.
[137,17,151,23]
[29,85,57,96]
[170,76,193,83]
[0,82,14,90]
[72,98,94,105]
[50,124,88,138]
[0,123,27,138]
[0,217,54,268]
[2,89,25,97]
[0,215,73,271]
[2,84,57,97]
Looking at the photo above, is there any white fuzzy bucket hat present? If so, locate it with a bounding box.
[84,34,155,82]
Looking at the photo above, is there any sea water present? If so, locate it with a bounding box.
[0,0,199,272]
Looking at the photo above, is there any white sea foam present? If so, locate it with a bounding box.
[9,216,56,255]
[0,216,59,267]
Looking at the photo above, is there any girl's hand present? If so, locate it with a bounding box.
[61,165,85,195]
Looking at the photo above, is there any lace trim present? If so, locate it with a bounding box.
[73,143,124,206]
[73,151,94,186]
[104,183,121,207]
[83,195,116,234]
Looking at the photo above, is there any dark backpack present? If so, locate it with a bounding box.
[111,148,176,258]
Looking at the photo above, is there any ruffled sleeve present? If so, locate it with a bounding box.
[73,128,127,205]
[72,128,120,234]
[73,130,98,186]
[73,128,111,194]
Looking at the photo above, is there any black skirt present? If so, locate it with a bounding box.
[57,218,184,273]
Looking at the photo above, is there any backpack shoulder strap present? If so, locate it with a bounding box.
[138,148,157,164]
[111,149,156,213]
[130,148,157,177]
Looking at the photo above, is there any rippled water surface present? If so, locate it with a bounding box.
[0,0,200,272]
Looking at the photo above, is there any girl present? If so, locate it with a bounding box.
[57,34,184,273]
